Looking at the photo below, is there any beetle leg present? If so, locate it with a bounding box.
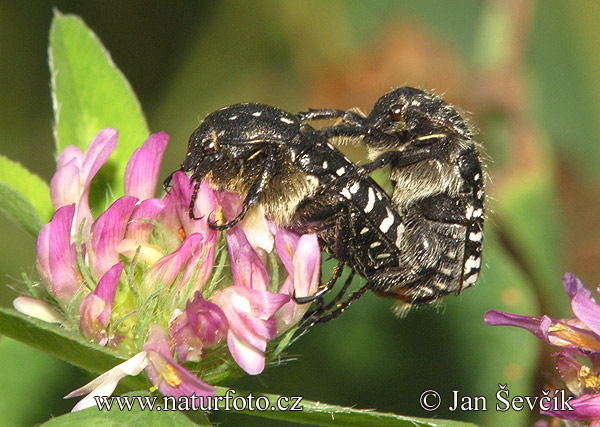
[304,280,369,327]
[322,269,355,311]
[297,108,367,126]
[162,166,182,191]
[293,258,344,304]
[311,143,435,196]
[188,180,203,220]
[296,108,346,122]
[207,151,276,230]
[184,152,227,220]
[357,146,434,174]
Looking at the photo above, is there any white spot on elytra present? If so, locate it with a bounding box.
[349,181,360,194]
[376,253,391,259]
[464,256,481,274]
[322,161,328,169]
[464,272,479,286]
[360,227,369,234]
[341,188,352,199]
[252,111,262,117]
[336,167,346,176]
[364,187,375,213]
[376,191,383,200]
[477,189,484,199]
[379,207,394,233]
[300,156,310,168]
[469,231,483,242]
[472,208,483,218]
[370,241,381,248]
[280,116,294,124]
[466,206,474,220]
[474,173,480,181]
[229,115,238,120]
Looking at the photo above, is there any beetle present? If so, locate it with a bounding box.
[298,87,485,301]
[164,102,452,322]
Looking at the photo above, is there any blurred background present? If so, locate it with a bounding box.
[1,1,600,425]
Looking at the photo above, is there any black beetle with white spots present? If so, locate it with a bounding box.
[165,88,485,324]
[299,86,485,309]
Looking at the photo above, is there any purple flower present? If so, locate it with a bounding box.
[485,274,600,354]
[117,198,166,264]
[185,292,228,347]
[486,273,600,422]
[227,226,270,292]
[143,325,216,399]
[161,171,218,245]
[124,131,169,200]
[168,309,205,363]
[89,196,138,279]
[145,233,207,293]
[51,128,118,238]
[80,263,123,345]
[36,204,80,301]
[212,285,290,375]
[169,292,228,362]
[125,198,166,244]
[18,127,323,410]
[276,229,321,330]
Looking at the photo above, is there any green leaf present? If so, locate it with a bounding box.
[49,11,149,197]
[0,308,146,391]
[214,387,476,427]
[41,391,210,426]
[0,154,53,236]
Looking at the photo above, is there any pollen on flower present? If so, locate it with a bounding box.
[165,365,181,387]
[214,206,225,227]
[285,243,293,259]
[178,227,187,242]
[75,270,85,284]
[149,368,181,393]
[550,324,600,351]
[577,365,600,393]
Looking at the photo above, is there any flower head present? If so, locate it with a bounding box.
[15,127,322,410]
[486,273,600,422]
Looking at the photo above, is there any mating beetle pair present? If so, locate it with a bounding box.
[164,88,485,323]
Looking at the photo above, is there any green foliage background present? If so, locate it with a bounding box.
[1,1,600,426]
